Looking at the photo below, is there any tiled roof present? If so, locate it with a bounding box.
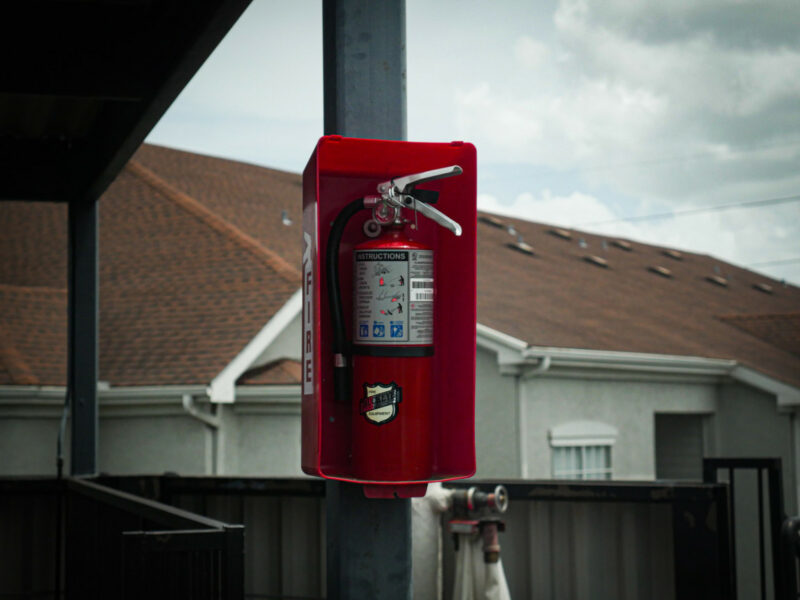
[1,143,799,390]
[0,144,301,387]
[133,144,304,269]
[476,215,800,387]
[0,285,67,386]
[238,359,302,385]
[718,313,800,357]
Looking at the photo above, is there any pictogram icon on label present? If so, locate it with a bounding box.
[359,323,369,337]
[390,322,403,338]
[373,322,385,337]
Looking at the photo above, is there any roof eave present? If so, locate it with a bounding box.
[476,323,800,402]
[208,288,302,403]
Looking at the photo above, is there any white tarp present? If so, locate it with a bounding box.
[423,484,512,600]
[452,532,511,600]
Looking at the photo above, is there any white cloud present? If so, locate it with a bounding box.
[555,2,800,117]
[448,0,800,208]
[478,190,615,226]
[146,0,800,282]
[514,36,550,69]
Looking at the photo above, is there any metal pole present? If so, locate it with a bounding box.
[68,196,99,476]
[323,0,406,141]
[322,1,411,598]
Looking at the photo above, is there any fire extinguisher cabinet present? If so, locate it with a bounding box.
[301,136,477,497]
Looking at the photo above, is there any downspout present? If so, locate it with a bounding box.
[517,355,552,478]
[521,355,551,379]
[181,394,221,474]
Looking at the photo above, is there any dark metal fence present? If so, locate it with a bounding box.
[444,479,734,600]
[97,476,327,600]
[781,517,800,599]
[0,477,244,600]
[3,474,757,599]
[704,457,785,600]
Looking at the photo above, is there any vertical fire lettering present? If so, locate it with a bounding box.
[302,231,313,394]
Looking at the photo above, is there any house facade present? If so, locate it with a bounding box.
[2,144,799,513]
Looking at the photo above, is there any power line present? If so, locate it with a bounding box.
[747,257,800,267]
[575,137,800,174]
[577,193,800,227]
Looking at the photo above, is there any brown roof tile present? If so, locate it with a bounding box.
[133,144,304,268]
[719,313,800,357]
[476,214,800,387]
[238,359,302,385]
[2,144,799,392]
[0,145,301,387]
[0,285,67,386]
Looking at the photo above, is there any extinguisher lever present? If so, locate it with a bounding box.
[377,165,464,236]
[398,195,462,236]
[379,165,463,196]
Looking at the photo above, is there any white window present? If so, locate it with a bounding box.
[549,421,617,480]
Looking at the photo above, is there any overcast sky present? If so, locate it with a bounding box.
[147,0,800,285]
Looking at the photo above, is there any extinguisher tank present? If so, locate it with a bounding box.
[351,228,434,482]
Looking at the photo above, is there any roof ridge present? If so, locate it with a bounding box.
[141,143,301,179]
[0,283,67,294]
[0,323,39,385]
[126,160,301,284]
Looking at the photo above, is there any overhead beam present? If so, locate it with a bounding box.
[0,0,253,203]
[0,3,150,100]
[81,0,254,203]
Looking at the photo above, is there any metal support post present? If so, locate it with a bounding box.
[323,1,412,598]
[326,482,413,598]
[323,0,406,141]
[68,196,99,476]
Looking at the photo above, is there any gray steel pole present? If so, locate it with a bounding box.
[322,1,412,598]
[68,197,99,476]
[323,0,406,141]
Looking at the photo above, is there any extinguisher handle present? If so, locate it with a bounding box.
[379,165,463,196]
[376,165,464,236]
[399,195,462,236]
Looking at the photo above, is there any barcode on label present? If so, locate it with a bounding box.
[410,278,434,302]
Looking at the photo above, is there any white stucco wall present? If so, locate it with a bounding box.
[227,389,304,477]
[1,418,66,476]
[0,387,305,478]
[1,353,797,512]
[474,346,521,479]
[100,415,211,475]
[0,388,69,476]
[474,342,798,490]
[520,375,717,479]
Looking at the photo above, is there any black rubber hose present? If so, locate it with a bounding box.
[326,197,366,402]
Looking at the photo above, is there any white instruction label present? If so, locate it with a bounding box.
[353,249,433,345]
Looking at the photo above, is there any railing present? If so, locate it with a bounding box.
[0,477,244,599]
[704,457,785,600]
[781,517,800,598]
[97,475,327,600]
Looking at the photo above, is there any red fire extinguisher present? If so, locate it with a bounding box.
[326,166,463,482]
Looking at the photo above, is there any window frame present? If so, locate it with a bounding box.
[549,420,617,480]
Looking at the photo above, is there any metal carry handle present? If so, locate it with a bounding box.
[375,165,463,236]
[378,165,463,196]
